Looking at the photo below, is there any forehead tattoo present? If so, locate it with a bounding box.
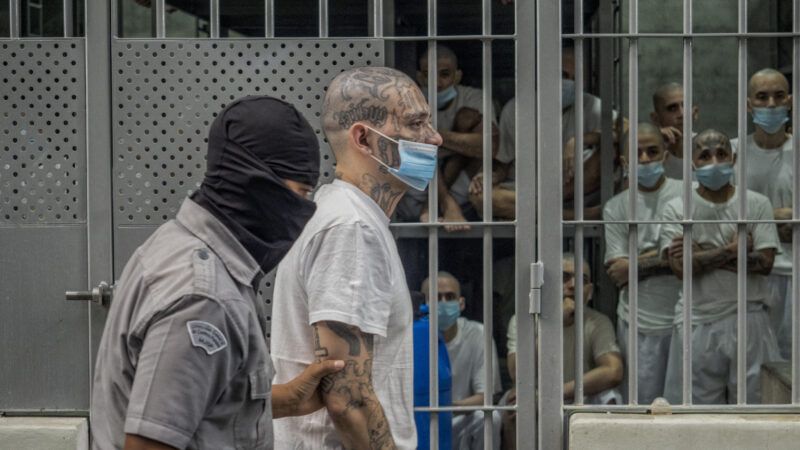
[694,130,730,153]
[323,67,421,134]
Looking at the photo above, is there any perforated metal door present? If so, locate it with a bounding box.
[110,38,384,338]
[0,39,91,410]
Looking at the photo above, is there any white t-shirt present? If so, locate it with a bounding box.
[658,187,780,325]
[603,178,683,332]
[506,309,620,384]
[445,317,502,402]
[731,134,794,276]
[271,180,416,449]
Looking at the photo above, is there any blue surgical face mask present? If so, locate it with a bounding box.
[694,162,734,191]
[751,106,789,134]
[437,300,461,332]
[637,160,665,188]
[366,126,438,191]
[437,85,458,107]
[562,79,576,110]
[422,85,459,109]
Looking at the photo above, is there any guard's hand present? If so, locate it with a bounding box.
[287,360,345,416]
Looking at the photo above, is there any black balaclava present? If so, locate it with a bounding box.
[192,96,320,273]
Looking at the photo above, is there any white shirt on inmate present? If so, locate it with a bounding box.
[271,180,416,449]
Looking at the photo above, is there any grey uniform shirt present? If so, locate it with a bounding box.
[91,198,274,450]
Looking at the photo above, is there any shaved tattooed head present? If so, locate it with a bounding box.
[322,66,432,151]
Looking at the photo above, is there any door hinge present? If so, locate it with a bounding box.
[529,261,544,315]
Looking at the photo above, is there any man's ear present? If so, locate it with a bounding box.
[454,69,463,86]
[692,105,700,121]
[586,284,594,303]
[350,123,372,157]
[731,152,737,166]
[787,94,793,110]
[746,97,753,114]
[459,296,466,312]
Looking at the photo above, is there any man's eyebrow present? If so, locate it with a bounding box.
[403,111,430,122]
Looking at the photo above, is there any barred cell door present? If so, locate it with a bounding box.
[0,0,561,448]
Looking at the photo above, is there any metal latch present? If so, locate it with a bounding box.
[66,281,113,306]
[529,261,544,315]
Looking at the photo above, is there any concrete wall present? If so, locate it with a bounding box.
[621,0,786,137]
[570,413,800,450]
[0,418,88,450]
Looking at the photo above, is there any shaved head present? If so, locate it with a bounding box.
[748,68,789,97]
[419,44,459,68]
[321,67,422,151]
[653,82,683,111]
[693,129,731,156]
[623,122,665,149]
[421,271,462,298]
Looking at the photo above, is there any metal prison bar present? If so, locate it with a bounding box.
[6,0,75,37]
[562,0,800,417]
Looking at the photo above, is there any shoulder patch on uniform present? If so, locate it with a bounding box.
[187,320,228,355]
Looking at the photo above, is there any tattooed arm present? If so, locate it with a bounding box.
[605,250,672,287]
[667,233,771,278]
[313,321,396,450]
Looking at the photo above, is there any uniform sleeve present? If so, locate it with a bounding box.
[125,295,246,449]
[603,197,628,263]
[303,222,394,337]
[751,195,780,252]
[659,200,683,257]
[506,314,517,355]
[496,99,516,165]
[589,312,621,362]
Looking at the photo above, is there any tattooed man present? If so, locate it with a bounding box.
[271,67,442,449]
[660,129,782,404]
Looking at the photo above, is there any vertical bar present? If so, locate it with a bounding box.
[792,0,800,405]
[516,0,537,447]
[598,1,616,208]
[63,0,73,37]
[9,0,19,37]
[371,0,383,37]
[319,0,328,38]
[480,0,494,448]
[209,0,220,38]
[154,0,166,38]
[573,0,585,405]
[681,0,694,406]
[736,0,748,405]
[626,0,640,406]
[537,0,563,447]
[111,0,118,38]
[265,0,274,37]
[426,2,438,447]
[85,0,113,396]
